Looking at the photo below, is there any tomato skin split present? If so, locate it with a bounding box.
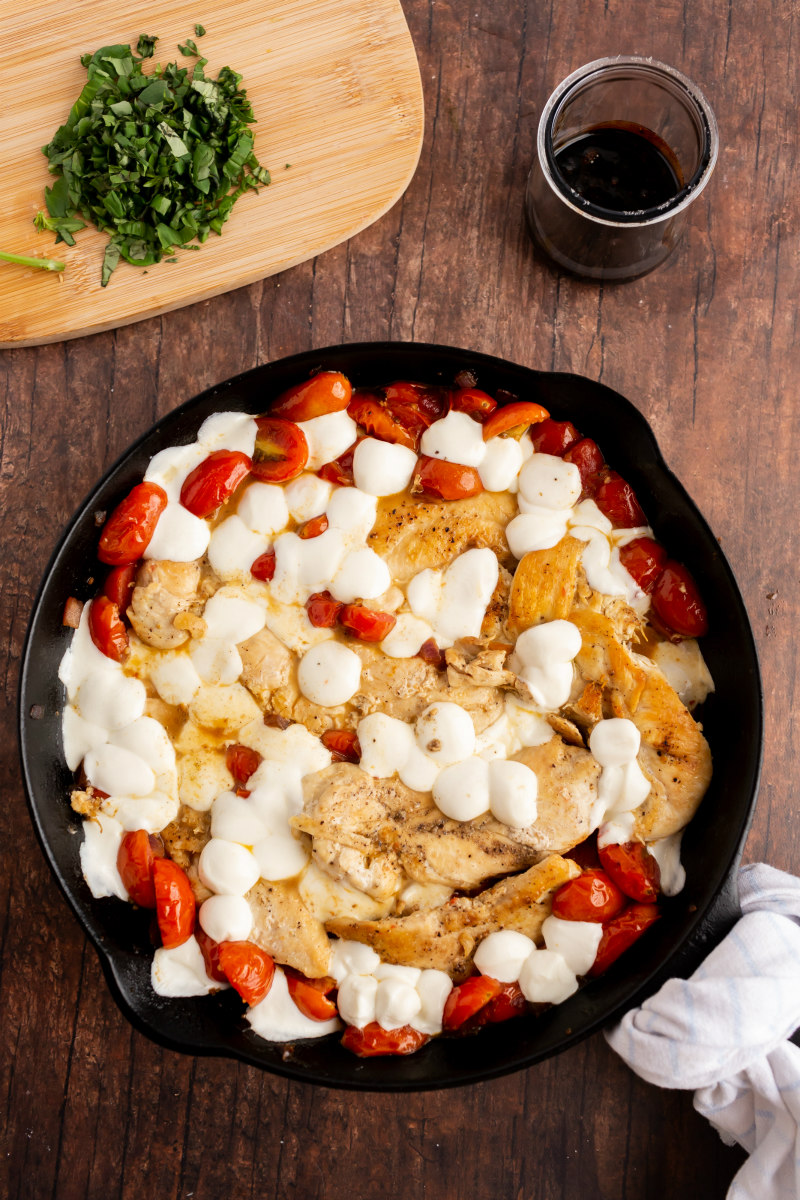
[98,482,168,565]
[339,604,396,642]
[598,842,661,903]
[449,387,497,421]
[347,393,417,450]
[341,1022,430,1057]
[179,450,252,518]
[531,418,581,456]
[306,591,342,628]
[88,595,129,662]
[225,743,263,786]
[482,401,549,440]
[152,858,196,949]
[442,975,503,1030]
[270,371,352,422]
[104,562,138,612]
[252,417,309,482]
[551,870,627,923]
[217,941,275,1006]
[284,968,338,1021]
[320,729,361,763]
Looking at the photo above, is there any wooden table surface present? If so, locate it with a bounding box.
[2,0,798,1196]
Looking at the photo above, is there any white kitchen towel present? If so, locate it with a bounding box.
[606,863,800,1200]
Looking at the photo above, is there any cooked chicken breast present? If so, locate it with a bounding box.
[128,560,201,649]
[509,536,584,633]
[511,735,601,854]
[247,879,332,978]
[239,625,293,706]
[368,491,517,584]
[326,854,580,979]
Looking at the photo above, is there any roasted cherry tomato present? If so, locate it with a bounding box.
[284,969,338,1021]
[62,596,83,628]
[270,371,352,422]
[562,437,604,495]
[593,469,647,528]
[482,981,527,1024]
[179,449,252,518]
[347,393,416,450]
[618,536,669,594]
[194,926,228,983]
[97,482,168,565]
[531,418,581,456]
[339,604,397,642]
[449,387,498,421]
[225,743,263,786]
[598,842,661,903]
[482,401,549,440]
[217,941,275,1005]
[298,513,329,539]
[88,595,129,662]
[651,561,709,638]
[412,456,484,501]
[104,562,138,613]
[116,829,164,908]
[250,550,276,582]
[384,381,447,433]
[152,858,196,949]
[306,591,342,628]
[317,440,359,486]
[252,416,309,482]
[417,638,447,670]
[552,870,627,923]
[589,903,661,977]
[341,1022,430,1057]
[442,975,503,1030]
[320,729,362,763]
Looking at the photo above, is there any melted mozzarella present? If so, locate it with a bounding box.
[380,614,433,658]
[236,481,289,536]
[297,642,362,706]
[518,949,578,1004]
[152,936,220,998]
[207,515,270,581]
[202,589,266,643]
[353,438,417,496]
[513,620,581,711]
[589,718,651,827]
[247,967,341,1040]
[407,548,499,648]
[542,915,603,975]
[420,410,486,466]
[651,639,715,708]
[474,930,536,983]
[79,815,127,900]
[415,702,476,764]
[330,548,391,603]
[144,503,210,562]
[198,838,261,895]
[199,894,254,942]
[479,436,524,491]
[297,411,357,470]
[283,473,333,522]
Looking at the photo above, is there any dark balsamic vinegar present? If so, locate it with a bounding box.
[554,123,683,214]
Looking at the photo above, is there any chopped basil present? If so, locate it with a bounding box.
[35,33,271,286]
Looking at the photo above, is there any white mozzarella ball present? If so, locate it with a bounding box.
[357,713,415,778]
[474,930,536,983]
[570,498,613,534]
[144,502,210,562]
[353,438,418,496]
[297,642,362,706]
[326,487,378,542]
[270,528,347,605]
[110,716,175,776]
[542,915,603,976]
[237,481,289,536]
[519,453,582,510]
[373,962,422,986]
[144,443,205,503]
[202,591,266,643]
[198,838,261,896]
[518,948,579,1004]
[298,411,358,469]
[411,969,454,1035]
[488,759,538,827]
[282,473,334,522]
[189,638,243,685]
[75,671,146,731]
[505,511,569,557]
[479,436,524,492]
[380,614,433,658]
[374,979,422,1030]
[211,792,270,845]
[518,661,574,711]
[329,939,381,983]
[337,974,378,1028]
[397,745,441,793]
[589,718,641,767]
[420,410,486,467]
[330,548,391,603]
[415,702,476,764]
[516,620,582,668]
[432,756,491,821]
[84,744,155,797]
[251,834,309,881]
[151,937,219,997]
[197,411,258,456]
[208,515,270,581]
[150,653,202,706]
[105,792,179,833]
[199,894,253,943]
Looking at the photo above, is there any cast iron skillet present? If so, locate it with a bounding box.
[19,342,762,1091]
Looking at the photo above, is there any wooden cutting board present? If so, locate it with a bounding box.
[0,0,423,347]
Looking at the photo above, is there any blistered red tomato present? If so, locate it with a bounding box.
[152,858,196,949]
[531,418,581,456]
[298,513,329,539]
[482,401,549,440]
[598,842,661,903]
[341,1023,430,1057]
[563,437,604,494]
[589,903,661,976]
[348,393,416,450]
[552,870,627,923]
[225,743,263,786]
[88,595,129,662]
[442,975,503,1030]
[179,449,252,518]
[651,561,708,638]
[285,969,338,1021]
[594,469,647,528]
[450,387,497,421]
[270,371,352,422]
[412,456,483,501]
[618,536,668,594]
[250,550,276,582]
[384,381,446,433]
[252,416,308,482]
[339,604,397,642]
[104,562,138,613]
[194,926,227,983]
[317,441,358,486]
[217,941,275,1005]
[418,638,447,670]
[306,591,342,628]
[97,482,168,565]
[116,829,164,908]
[481,981,527,1025]
[320,729,362,763]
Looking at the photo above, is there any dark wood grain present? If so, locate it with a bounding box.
[3,0,798,1194]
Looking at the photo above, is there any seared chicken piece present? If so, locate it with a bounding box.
[248,879,332,978]
[511,736,601,853]
[313,836,403,900]
[368,491,517,584]
[239,625,293,706]
[445,638,516,689]
[508,537,584,633]
[326,854,580,979]
[294,764,542,890]
[128,560,201,649]
[161,805,212,871]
